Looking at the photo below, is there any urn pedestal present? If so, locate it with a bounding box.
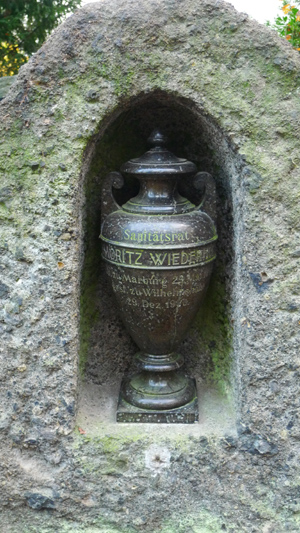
[100,131,217,423]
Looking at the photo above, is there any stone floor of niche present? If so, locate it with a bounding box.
[76,379,237,438]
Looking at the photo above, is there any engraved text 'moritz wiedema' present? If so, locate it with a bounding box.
[102,243,214,267]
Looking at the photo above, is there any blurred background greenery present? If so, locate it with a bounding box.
[0,0,81,76]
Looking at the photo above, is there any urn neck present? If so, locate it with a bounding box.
[120,130,197,215]
[122,176,195,215]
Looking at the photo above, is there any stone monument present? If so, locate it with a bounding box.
[0,0,300,531]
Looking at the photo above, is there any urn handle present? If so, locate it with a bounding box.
[193,172,217,224]
[101,171,124,225]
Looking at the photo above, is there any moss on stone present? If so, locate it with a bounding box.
[191,265,232,394]
[79,280,99,375]
[161,510,226,533]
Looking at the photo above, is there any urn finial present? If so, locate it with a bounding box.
[147,129,167,148]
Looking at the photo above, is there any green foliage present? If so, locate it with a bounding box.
[267,1,300,51]
[0,0,81,75]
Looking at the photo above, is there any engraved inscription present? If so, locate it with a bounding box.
[102,245,143,266]
[106,265,207,311]
[102,242,215,269]
[123,229,189,245]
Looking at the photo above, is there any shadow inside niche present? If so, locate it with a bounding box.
[80,90,234,402]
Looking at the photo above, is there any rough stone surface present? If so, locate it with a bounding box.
[0,76,16,100]
[0,0,300,531]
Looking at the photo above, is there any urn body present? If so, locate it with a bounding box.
[101,209,216,356]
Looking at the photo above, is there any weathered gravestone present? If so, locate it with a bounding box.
[1,0,300,531]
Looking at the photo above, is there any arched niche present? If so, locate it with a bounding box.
[79,90,243,424]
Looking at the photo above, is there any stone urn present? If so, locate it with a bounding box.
[100,130,217,422]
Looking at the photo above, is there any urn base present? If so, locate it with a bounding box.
[116,378,198,423]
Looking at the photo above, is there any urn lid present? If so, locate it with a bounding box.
[120,130,197,177]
